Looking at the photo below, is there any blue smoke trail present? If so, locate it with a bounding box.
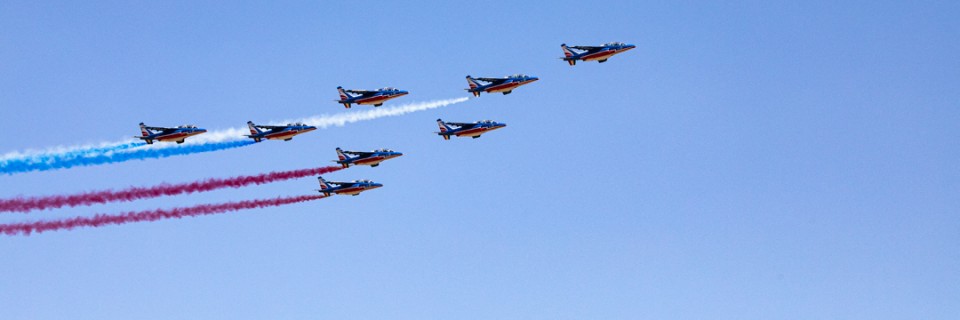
[0,140,254,175]
[17,141,145,164]
[0,141,145,175]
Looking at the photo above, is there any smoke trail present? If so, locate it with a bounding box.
[190,97,472,144]
[0,195,327,236]
[0,140,254,175]
[0,141,144,173]
[0,97,466,175]
[0,166,342,212]
[0,140,141,162]
[292,97,471,129]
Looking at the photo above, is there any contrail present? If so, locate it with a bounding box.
[0,166,342,212]
[0,194,327,235]
[0,140,254,175]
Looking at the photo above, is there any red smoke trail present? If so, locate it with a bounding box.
[0,194,327,235]
[0,166,341,213]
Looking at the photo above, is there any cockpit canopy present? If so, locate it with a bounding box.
[178,125,198,129]
[379,87,396,91]
[374,148,394,153]
[604,42,626,46]
[287,122,306,127]
[509,74,528,78]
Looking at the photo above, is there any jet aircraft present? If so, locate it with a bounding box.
[245,121,316,142]
[464,74,538,97]
[560,42,636,66]
[436,119,507,140]
[317,176,383,196]
[136,123,207,144]
[335,147,403,168]
[336,86,409,108]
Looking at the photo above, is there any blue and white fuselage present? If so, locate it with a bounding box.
[335,147,403,168]
[336,86,409,108]
[317,176,383,196]
[436,119,507,140]
[561,42,636,66]
[136,122,207,144]
[465,74,539,97]
[245,121,316,142]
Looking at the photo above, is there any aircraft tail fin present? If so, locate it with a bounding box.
[437,119,453,137]
[335,147,349,161]
[465,75,481,90]
[561,43,576,58]
[337,86,351,101]
[246,121,262,135]
[317,176,333,191]
[139,122,151,136]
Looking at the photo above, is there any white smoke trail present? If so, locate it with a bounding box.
[0,97,471,171]
[287,96,471,128]
[0,140,137,161]
[191,97,471,143]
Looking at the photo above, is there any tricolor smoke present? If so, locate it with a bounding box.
[0,97,468,175]
[0,140,254,175]
[0,195,327,236]
[0,166,342,213]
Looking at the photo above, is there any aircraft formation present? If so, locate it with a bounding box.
[130,43,633,196]
[0,42,635,234]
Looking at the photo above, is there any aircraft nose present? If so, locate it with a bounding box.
[625,44,636,50]
[372,183,384,188]
[529,77,539,82]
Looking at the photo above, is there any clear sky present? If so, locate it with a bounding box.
[1,1,958,319]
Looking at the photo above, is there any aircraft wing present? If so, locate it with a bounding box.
[342,151,375,156]
[445,122,478,128]
[570,45,603,51]
[474,77,507,84]
[254,125,289,130]
[345,89,377,94]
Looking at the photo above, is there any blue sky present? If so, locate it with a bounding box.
[1,1,958,319]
